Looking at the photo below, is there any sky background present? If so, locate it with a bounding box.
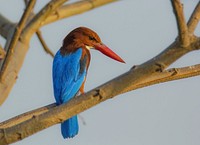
[0,0,200,145]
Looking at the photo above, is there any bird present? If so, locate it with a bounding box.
[52,27,125,139]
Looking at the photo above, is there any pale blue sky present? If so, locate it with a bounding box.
[0,1,200,145]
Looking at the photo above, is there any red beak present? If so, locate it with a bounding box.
[94,43,125,63]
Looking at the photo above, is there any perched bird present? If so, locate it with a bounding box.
[52,27,125,139]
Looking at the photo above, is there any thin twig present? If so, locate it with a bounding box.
[171,0,189,46]
[43,0,118,26]
[23,0,54,58]
[36,30,54,58]
[22,0,69,41]
[188,1,200,34]
[38,0,117,57]
[0,0,36,80]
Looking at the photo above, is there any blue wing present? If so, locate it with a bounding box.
[52,48,86,105]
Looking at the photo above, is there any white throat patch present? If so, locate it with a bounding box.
[85,45,93,50]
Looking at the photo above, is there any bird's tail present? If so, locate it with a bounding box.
[61,115,79,139]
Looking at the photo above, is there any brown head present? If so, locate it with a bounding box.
[60,27,125,63]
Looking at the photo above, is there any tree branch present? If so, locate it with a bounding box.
[0,0,36,105]
[171,0,189,46]
[42,0,118,26]
[23,0,54,58]
[132,63,200,93]
[187,1,200,34]
[21,0,69,41]
[122,36,200,94]
[0,0,36,80]
[37,0,117,57]
[36,30,54,58]
[0,103,56,128]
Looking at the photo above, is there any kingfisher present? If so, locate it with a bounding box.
[52,27,125,139]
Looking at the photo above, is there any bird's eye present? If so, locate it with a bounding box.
[89,36,96,41]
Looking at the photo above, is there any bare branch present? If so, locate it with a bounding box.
[133,63,200,93]
[22,0,69,40]
[43,0,118,26]
[0,0,36,105]
[188,2,200,34]
[0,0,36,79]
[23,0,54,58]
[0,104,56,128]
[37,0,117,57]
[171,0,189,46]
[36,30,54,58]
[122,36,200,94]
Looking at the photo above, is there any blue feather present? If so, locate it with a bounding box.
[61,116,78,138]
[53,48,87,138]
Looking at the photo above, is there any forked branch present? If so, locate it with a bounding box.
[22,0,69,40]
[24,0,56,58]
[0,0,36,80]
